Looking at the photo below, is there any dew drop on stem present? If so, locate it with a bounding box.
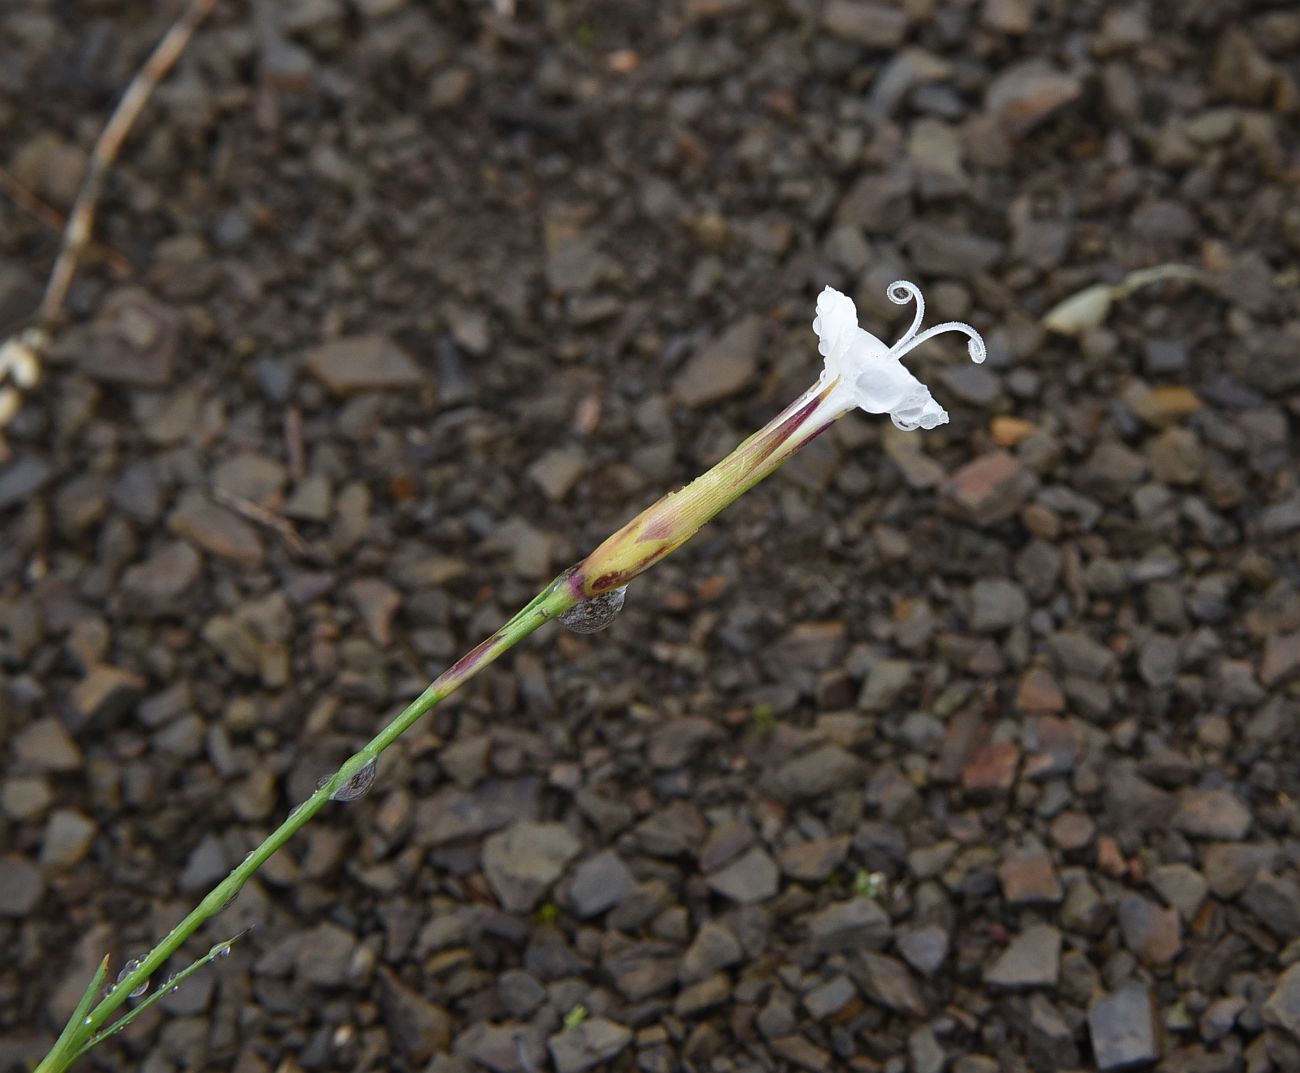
[558,586,627,633]
[320,757,377,802]
[115,958,150,999]
[209,941,232,959]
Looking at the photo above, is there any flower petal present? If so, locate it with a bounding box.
[812,280,981,431]
[812,286,858,362]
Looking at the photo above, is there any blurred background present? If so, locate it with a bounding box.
[1,1,1298,1071]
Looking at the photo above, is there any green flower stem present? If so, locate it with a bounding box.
[37,374,850,1073]
[37,577,577,1073]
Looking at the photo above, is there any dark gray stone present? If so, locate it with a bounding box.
[969,578,1029,631]
[1089,984,1159,1071]
[896,923,949,976]
[378,967,451,1065]
[294,921,359,987]
[0,857,45,916]
[681,920,742,984]
[806,897,892,953]
[985,924,1060,989]
[673,316,762,408]
[1264,963,1300,1040]
[705,847,779,904]
[1172,788,1252,840]
[856,952,924,1016]
[483,821,581,914]
[566,850,635,918]
[1242,871,1300,940]
[548,1018,632,1073]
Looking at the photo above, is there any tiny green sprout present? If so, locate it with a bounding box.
[751,703,776,738]
[854,869,887,899]
[534,901,561,926]
[563,1004,589,1031]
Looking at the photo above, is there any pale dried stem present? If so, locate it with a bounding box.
[37,0,220,327]
[284,405,306,482]
[0,166,131,278]
[211,487,312,560]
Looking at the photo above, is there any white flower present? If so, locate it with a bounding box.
[813,281,986,431]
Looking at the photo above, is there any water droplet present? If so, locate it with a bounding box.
[115,958,150,999]
[329,757,377,802]
[83,1016,93,1026]
[208,942,231,960]
[558,586,627,633]
[215,877,245,913]
[288,802,305,820]
[103,983,116,998]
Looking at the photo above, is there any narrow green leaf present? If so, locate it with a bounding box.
[32,955,109,1073]
[69,928,253,1063]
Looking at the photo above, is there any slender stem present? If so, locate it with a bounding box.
[36,374,851,1073]
[38,575,577,1072]
[68,928,252,1063]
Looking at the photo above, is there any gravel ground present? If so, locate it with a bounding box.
[1,2,1298,1072]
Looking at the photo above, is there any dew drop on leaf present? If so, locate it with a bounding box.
[558,586,627,633]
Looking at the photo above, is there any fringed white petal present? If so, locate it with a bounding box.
[812,281,984,431]
[812,286,859,364]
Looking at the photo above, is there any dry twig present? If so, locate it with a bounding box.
[0,166,132,278]
[0,0,220,439]
[284,405,306,483]
[212,487,312,560]
[38,0,221,326]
